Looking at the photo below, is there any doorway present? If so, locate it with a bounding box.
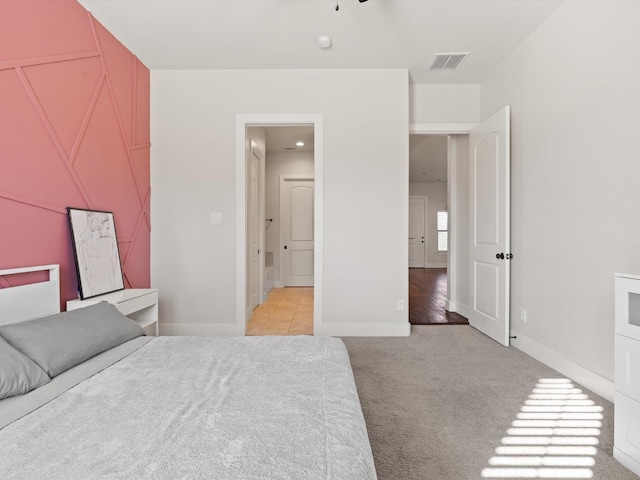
[237,117,321,335]
[408,134,458,324]
[409,113,510,342]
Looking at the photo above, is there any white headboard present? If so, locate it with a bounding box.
[0,265,60,325]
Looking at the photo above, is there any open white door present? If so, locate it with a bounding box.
[247,141,262,315]
[469,106,510,346]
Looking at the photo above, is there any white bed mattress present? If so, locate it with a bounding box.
[0,335,377,480]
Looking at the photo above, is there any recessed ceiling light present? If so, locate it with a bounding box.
[296,141,305,147]
[317,35,332,49]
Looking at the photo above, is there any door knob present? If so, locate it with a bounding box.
[496,252,504,259]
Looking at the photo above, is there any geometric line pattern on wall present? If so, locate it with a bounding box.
[15,65,95,208]
[0,2,150,308]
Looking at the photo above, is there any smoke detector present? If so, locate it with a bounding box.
[317,35,332,49]
[429,53,469,71]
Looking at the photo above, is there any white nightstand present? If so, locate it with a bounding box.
[67,289,159,336]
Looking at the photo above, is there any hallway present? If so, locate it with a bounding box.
[409,268,468,325]
[246,287,313,335]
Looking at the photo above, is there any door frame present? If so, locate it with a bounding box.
[408,196,427,268]
[409,123,477,315]
[236,114,324,334]
[245,139,264,320]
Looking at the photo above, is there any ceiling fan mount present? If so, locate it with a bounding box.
[335,0,368,12]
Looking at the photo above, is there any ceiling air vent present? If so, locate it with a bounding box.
[429,53,469,71]
[284,147,297,151]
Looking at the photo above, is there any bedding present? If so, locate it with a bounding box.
[0,337,151,429]
[0,301,144,377]
[0,336,50,400]
[0,335,377,480]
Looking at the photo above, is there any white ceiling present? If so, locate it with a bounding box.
[79,0,563,85]
[265,126,314,153]
[78,0,563,182]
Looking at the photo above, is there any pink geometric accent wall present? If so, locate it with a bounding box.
[0,0,150,309]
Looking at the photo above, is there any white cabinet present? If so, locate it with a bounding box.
[614,274,640,475]
[67,289,159,336]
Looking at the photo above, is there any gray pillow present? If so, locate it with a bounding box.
[0,336,50,400]
[0,301,144,378]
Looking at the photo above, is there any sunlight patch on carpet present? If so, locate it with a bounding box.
[481,378,603,479]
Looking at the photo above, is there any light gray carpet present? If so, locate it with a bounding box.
[342,325,639,480]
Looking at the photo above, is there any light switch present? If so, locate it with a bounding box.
[210,212,222,224]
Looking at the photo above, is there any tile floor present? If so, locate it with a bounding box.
[246,287,314,335]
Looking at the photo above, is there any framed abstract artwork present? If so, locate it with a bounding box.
[67,207,125,300]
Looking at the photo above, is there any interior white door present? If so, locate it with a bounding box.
[469,106,511,346]
[247,143,261,312]
[408,197,426,268]
[281,176,314,287]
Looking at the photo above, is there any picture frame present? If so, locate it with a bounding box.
[67,207,125,300]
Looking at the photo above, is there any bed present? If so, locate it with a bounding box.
[0,265,377,480]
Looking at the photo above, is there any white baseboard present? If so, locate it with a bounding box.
[511,331,614,402]
[614,447,640,477]
[426,263,447,268]
[315,321,411,337]
[458,304,471,319]
[160,323,244,336]
[446,301,470,319]
[275,281,284,288]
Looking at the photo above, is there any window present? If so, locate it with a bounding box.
[437,211,448,253]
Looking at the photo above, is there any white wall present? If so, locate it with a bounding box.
[410,84,480,125]
[409,182,448,268]
[152,69,410,336]
[264,150,314,285]
[481,1,640,399]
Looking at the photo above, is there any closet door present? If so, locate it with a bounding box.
[281,176,314,287]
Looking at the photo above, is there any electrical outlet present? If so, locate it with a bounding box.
[397,299,404,311]
[520,308,527,323]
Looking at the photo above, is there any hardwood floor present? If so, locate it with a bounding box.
[409,268,468,325]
